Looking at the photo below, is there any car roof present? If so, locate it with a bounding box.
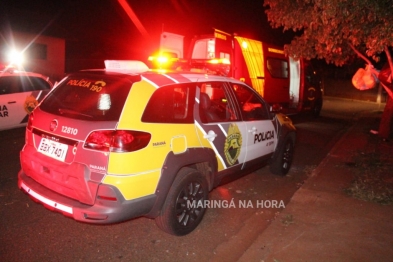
[143,70,243,84]
[79,68,245,88]
[0,69,50,79]
[0,69,54,88]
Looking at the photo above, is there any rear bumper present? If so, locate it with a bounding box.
[18,170,156,224]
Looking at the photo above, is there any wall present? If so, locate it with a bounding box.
[1,31,65,82]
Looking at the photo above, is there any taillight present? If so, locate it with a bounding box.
[84,130,151,152]
[27,112,34,131]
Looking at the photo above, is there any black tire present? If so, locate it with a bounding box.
[270,136,294,176]
[155,168,208,236]
[312,99,323,117]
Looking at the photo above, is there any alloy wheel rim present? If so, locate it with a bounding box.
[282,142,292,169]
[175,181,205,226]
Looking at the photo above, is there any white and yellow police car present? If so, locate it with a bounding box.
[0,68,52,130]
[18,60,296,236]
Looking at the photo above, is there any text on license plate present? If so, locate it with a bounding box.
[38,138,68,162]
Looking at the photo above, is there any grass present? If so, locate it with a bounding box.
[344,150,393,205]
[281,214,294,226]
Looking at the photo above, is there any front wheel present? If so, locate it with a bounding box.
[155,168,208,236]
[270,136,294,176]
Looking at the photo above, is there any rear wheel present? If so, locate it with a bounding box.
[312,99,323,117]
[270,136,294,176]
[155,168,208,236]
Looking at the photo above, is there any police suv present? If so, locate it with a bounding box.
[18,60,296,236]
[0,67,53,130]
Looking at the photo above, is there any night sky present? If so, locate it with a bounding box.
[0,0,292,68]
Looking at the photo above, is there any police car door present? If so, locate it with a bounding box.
[0,75,49,130]
[194,81,248,172]
[0,76,25,130]
[229,83,277,165]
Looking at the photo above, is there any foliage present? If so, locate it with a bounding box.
[263,0,393,66]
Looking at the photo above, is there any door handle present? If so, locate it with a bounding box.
[248,127,257,134]
[203,130,217,142]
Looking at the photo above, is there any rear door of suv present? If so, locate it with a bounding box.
[194,81,248,171]
[22,72,138,204]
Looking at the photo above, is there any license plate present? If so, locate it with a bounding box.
[38,137,68,162]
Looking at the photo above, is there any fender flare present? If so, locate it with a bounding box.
[146,147,217,218]
[271,129,296,162]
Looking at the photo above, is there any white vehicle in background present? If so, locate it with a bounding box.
[0,66,53,130]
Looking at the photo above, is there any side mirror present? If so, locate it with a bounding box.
[270,103,282,113]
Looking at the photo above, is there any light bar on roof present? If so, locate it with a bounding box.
[104,60,149,73]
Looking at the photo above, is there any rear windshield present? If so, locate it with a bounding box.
[40,73,135,121]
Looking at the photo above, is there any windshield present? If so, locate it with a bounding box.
[40,72,135,121]
[0,75,51,94]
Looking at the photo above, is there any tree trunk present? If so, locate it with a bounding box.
[378,95,393,140]
[377,48,393,140]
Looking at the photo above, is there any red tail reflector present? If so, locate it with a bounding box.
[84,130,151,152]
[27,112,34,131]
[97,185,118,201]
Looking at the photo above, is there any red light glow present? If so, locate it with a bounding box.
[117,0,150,39]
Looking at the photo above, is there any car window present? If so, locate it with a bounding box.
[266,58,288,78]
[0,76,51,95]
[142,83,195,124]
[230,83,269,121]
[39,74,133,121]
[199,82,238,123]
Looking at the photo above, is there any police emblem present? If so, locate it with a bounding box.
[224,123,242,165]
[24,95,38,114]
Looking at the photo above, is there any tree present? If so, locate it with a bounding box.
[264,0,393,139]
